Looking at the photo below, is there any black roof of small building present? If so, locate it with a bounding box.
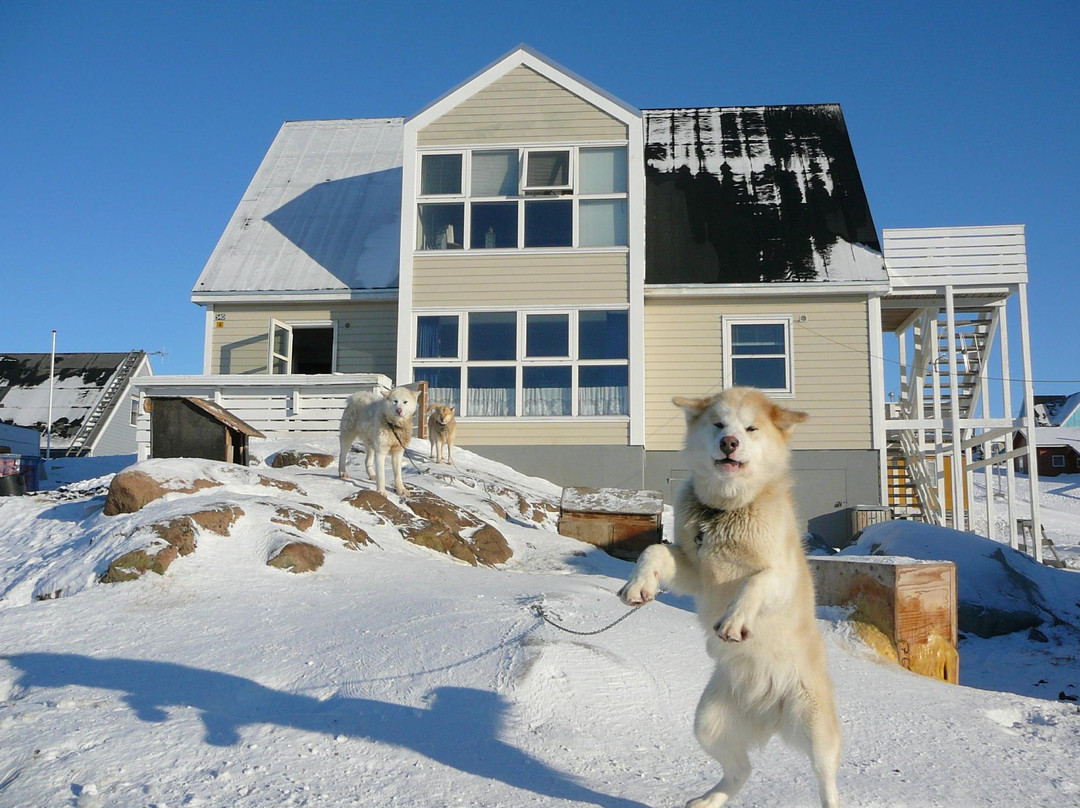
[643,105,886,285]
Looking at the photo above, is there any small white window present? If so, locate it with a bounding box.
[722,316,793,395]
[523,149,572,194]
[1051,455,1066,468]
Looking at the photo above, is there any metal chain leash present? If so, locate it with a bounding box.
[532,602,642,636]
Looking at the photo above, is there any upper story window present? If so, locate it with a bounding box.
[416,146,628,252]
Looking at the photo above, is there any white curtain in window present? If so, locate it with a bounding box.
[579,147,627,194]
[579,384,628,416]
[523,387,571,416]
[580,200,628,247]
[472,150,518,196]
[426,387,460,411]
[468,387,514,417]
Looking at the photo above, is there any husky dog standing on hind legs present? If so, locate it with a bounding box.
[619,387,841,808]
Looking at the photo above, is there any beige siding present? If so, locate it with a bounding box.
[413,252,629,307]
[209,301,397,378]
[644,296,873,451]
[454,420,629,447]
[418,66,627,147]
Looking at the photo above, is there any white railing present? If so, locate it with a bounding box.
[129,374,392,461]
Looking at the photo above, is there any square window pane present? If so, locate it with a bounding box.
[731,323,786,355]
[472,150,518,196]
[526,150,570,189]
[414,367,461,411]
[421,154,462,195]
[468,366,516,416]
[523,366,571,416]
[580,199,628,247]
[524,200,572,247]
[416,315,458,358]
[470,202,518,249]
[579,310,628,359]
[417,204,464,250]
[468,312,517,360]
[579,365,628,415]
[732,357,787,389]
[526,313,569,357]
[580,147,627,194]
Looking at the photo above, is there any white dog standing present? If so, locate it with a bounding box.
[619,387,841,808]
[338,386,418,497]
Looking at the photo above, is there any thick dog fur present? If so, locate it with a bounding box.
[338,387,418,497]
[619,387,841,808]
[427,404,456,465]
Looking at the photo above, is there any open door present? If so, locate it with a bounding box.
[268,319,292,374]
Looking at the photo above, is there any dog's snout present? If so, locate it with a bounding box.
[720,435,740,456]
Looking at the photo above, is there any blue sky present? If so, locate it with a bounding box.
[3,0,1077,401]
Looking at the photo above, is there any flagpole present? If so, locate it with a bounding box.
[46,330,56,460]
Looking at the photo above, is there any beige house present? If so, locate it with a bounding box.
[196,46,1037,544]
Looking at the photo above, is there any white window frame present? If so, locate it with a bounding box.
[414,144,628,252]
[1051,454,1066,468]
[721,315,795,397]
[412,307,630,419]
[522,148,574,194]
[267,319,338,375]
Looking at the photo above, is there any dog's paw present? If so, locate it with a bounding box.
[714,611,752,643]
[339,471,350,480]
[618,572,658,606]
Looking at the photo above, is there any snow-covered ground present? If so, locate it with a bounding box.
[1,441,1078,807]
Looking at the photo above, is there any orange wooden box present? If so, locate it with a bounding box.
[809,555,959,683]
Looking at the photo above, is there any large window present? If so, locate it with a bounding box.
[414,309,629,418]
[722,316,793,395]
[416,146,628,251]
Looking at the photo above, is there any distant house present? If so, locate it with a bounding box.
[1031,392,1080,428]
[0,351,152,457]
[188,44,1043,550]
[1014,428,1080,477]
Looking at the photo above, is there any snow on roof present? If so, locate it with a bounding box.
[0,353,140,447]
[1030,426,1080,452]
[643,105,887,285]
[192,118,404,299]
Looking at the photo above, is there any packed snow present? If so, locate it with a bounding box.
[1,441,1078,807]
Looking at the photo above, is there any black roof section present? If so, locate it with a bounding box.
[643,105,886,285]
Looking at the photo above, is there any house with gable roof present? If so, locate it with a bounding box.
[190,45,1044,546]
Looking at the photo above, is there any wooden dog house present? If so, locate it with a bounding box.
[148,397,264,465]
[558,486,664,559]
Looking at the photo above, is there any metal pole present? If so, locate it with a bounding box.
[46,329,56,460]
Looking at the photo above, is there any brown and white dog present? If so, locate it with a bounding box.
[338,386,418,497]
[427,404,456,465]
[619,387,841,808]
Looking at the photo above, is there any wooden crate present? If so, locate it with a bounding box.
[558,487,664,560]
[809,556,959,683]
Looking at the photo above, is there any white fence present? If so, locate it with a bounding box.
[129,374,392,461]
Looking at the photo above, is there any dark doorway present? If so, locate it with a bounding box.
[291,327,334,374]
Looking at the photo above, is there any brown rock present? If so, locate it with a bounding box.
[318,514,371,549]
[407,491,482,532]
[103,470,220,515]
[470,524,513,566]
[270,450,335,469]
[400,519,474,563]
[272,505,316,533]
[267,541,325,573]
[188,505,244,536]
[151,517,198,556]
[100,543,178,583]
[344,490,414,526]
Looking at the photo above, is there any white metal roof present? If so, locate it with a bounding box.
[192,118,404,300]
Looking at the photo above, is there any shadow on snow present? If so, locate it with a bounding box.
[5,652,648,808]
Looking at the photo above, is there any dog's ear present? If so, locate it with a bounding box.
[448,406,455,414]
[672,396,712,423]
[770,404,808,436]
